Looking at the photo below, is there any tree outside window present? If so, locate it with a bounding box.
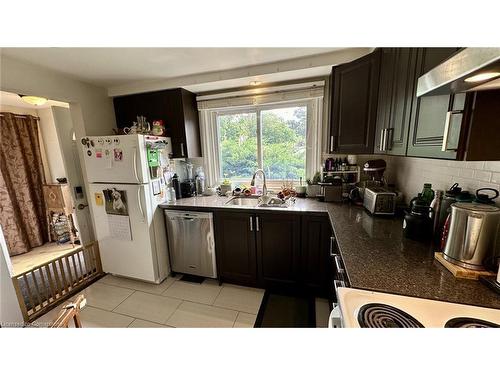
[217,105,307,181]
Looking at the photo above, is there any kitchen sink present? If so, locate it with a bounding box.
[225,196,290,208]
[225,196,260,207]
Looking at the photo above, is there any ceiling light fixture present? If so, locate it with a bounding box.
[19,95,48,106]
[250,80,262,86]
[464,72,500,83]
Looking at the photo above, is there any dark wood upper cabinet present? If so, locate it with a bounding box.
[329,50,381,154]
[113,88,201,158]
[375,48,418,155]
[406,48,462,159]
[255,212,300,288]
[214,211,258,286]
[405,48,500,160]
[300,215,333,297]
[459,89,500,161]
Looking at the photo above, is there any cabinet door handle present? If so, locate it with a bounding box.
[334,255,345,274]
[329,236,336,257]
[386,128,394,151]
[180,142,185,157]
[137,185,145,222]
[379,129,386,151]
[330,135,335,153]
[255,216,260,232]
[249,216,253,232]
[441,110,463,152]
[132,146,140,182]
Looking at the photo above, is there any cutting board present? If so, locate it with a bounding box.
[434,252,496,280]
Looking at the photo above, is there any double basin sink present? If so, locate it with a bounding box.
[225,195,288,208]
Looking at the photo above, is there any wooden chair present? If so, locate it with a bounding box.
[50,294,86,328]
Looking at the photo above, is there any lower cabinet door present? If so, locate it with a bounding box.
[255,212,301,288]
[214,211,257,286]
[300,215,333,296]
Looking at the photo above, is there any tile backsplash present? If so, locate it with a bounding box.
[386,156,500,205]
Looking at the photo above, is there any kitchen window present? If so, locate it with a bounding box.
[197,83,325,187]
[217,104,307,182]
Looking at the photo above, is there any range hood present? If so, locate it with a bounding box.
[417,48,500,96]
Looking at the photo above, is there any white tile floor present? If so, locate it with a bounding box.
[33,275,331,328]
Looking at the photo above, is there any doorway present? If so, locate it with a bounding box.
[0,90,94,266]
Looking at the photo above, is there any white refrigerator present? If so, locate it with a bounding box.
[81,134,172,283]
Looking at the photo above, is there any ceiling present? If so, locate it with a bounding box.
[1,47,341,84]
[0,90,69,109]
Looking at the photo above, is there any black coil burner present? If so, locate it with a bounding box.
[444,318,499,328]
[357,303,424,328]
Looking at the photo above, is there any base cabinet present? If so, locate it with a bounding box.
[256,213,300,288]
[214,211,257,286]
[214,211,332,294]
[300,215,333,297]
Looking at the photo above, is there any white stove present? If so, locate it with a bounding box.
[329,287,500,328]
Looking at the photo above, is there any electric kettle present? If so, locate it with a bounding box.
[443,202,500,270]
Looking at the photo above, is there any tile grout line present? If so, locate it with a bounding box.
[82,305,137,327]
[162,299,183,326]
[111,290,137,313]
[211,283,225,306]
[127,319,136,328]
[232,311,240,328]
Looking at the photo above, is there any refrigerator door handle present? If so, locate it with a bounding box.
[137,185,146,222]
[132,146,140,183]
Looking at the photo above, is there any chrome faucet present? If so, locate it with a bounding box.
[250,169,267,196]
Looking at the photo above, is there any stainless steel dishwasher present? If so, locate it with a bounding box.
[163,210,217,278]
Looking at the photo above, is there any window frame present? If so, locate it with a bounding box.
[215,100,310,186]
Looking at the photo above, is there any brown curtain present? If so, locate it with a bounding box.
[0,112,48,256]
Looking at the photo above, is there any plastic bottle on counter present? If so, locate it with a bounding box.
[421,183,435,206]
[166,184,176,203]
[195,167,206,196]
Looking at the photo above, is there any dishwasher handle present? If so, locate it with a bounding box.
[164,210,213,221]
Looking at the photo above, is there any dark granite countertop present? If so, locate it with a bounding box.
[160,196,500,309]
[325,203,500,310]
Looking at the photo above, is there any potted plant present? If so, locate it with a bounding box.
[306,172,322,197]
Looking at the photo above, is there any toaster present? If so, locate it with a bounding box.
[363,187,396,215]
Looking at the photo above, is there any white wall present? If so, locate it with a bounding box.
[51,106,95,243]
[387,156,500,206]
[0,104,37,116]
[1,55,116,138]
[0,226,23,326]
[37,107,67,182]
